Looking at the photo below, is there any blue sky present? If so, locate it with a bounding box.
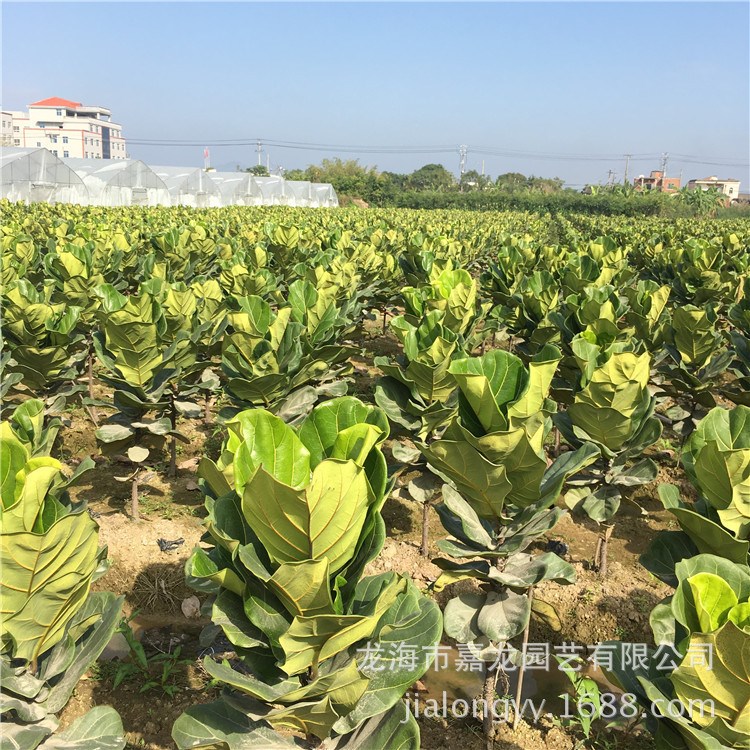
[3,2,748,187]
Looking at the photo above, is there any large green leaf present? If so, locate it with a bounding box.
[298,397,389,466]
[449,350,526,433]
[41,706,125,750]
[241,459,370,572]
[0,510,99,664]
[226,410,310,493]
[671,622,750,733]
[172,700,297,749]
[328,705,420,750]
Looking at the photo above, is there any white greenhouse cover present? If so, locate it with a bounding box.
[283,180,313,207]
[151,166,222,208]
[2,148,339,209]
[311,183,339,208]
[208,172,252,205]
[248,176,285,206]
[64,158,170,206]
[1,147,89,204]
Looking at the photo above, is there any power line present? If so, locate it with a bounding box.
[124,135,749,168]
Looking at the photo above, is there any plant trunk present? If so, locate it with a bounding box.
[382,306,388,334]
[513,588,534,730]
[597,525,614,578]
[203,392,212,425]
[169,395,177,478]
[482,660,498,750]
[420,502,430,557]
[131,470,141,522]
[86,346,99,426]
[554,427,560,456]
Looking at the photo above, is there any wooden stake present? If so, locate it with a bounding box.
[420,502,430,557]
[513,588,534,730]
[131,470,141,521]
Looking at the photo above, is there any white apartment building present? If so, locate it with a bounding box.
[6,97,128,160]
[1,112,13,146]
[687,175,742,203]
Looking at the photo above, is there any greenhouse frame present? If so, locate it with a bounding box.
[312,182,339,207]
[283,180,313,207]
[2,150,339,208]
[151,166,223,208]
[1,148,89,204]
[64,158,170,206]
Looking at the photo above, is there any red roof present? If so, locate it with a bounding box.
[29,97,81,109]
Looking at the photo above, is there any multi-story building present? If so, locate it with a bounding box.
[1,112,13,146]
[6,97,128,160]
[687,176,741,204]
[633,170,681,193]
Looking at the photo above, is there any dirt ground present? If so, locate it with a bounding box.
[53,323,675,750]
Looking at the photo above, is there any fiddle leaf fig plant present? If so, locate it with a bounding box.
[221,294,353,422]
[374,310,463,440]
[175,397,442,748]
[643,405,750,585]
[556,351,662,575]
[603,555,750,750]
[0,417,124,750]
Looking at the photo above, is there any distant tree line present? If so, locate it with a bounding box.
[244,158,738,217]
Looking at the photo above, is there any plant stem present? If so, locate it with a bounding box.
[169,394,177,478]
[513,587,534,730]
[598,524,614,578]
[382,306,388,334]
[131,470,141,521]
[420,502,430,557]
[86,345,99,426]
[203,391,212,424]
[483,660,498,750]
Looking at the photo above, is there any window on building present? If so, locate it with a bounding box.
[13,125,19,132]
[63,150,69,158]
[63,136,68,144]
[50,135,58,143]
[37,141,41,147]
[14,139,19,145]
[56,109,62,116]
[53,150,58,155]
[730,187,735,194]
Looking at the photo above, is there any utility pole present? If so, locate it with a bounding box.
[660,152,669,189]
[256,140,263,167]
[459,145,468,176]
[623,154,631,184]
[266,153,270,172]
[607,169,615,187]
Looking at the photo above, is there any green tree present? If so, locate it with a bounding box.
[495,172,528,191]
[459,169,490,191]
[245,165,269,176]
[407,163,455,191]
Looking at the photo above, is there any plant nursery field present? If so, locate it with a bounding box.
[2,202,750,750]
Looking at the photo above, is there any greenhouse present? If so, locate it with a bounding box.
[1,147,89,204]
[64,158,171,206]
[151,165,222,207]
[312,182,339,207]
[208,171,251,205]
[283,179,313,207]
[248,175,285,206]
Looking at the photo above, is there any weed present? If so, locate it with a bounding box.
[112,613,193,697]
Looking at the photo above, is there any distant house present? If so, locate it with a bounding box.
[633,170,681,193]
[687,176,741,204]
